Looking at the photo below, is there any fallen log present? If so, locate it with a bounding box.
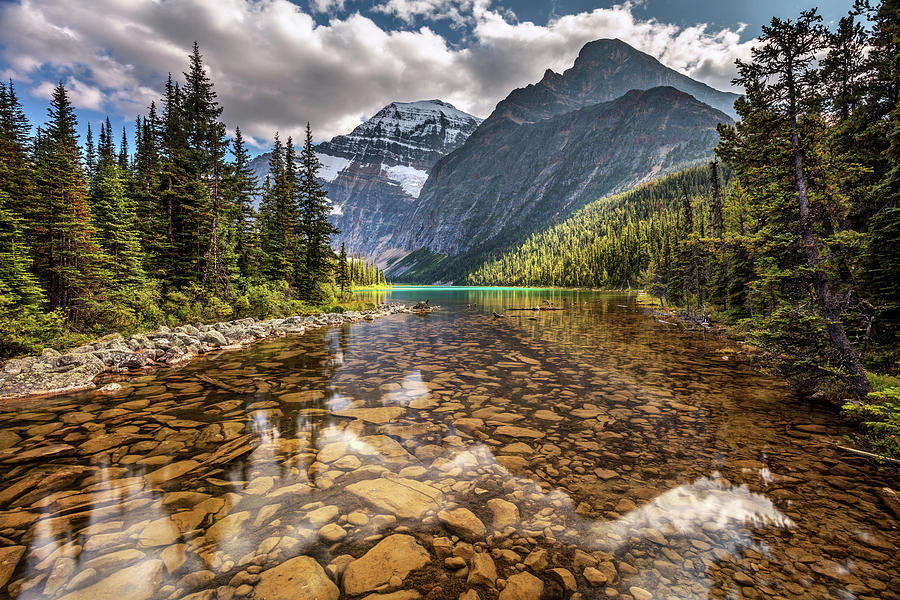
[506,306,564,312]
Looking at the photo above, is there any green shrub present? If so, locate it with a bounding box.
[844,376,900,458]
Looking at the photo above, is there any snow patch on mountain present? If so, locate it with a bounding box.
[317,153,351,182]
[384,164,429,198]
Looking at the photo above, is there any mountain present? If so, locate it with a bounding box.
[386,39,737,279]
[391,86,731,263]
[248,100,481,257]
[487,38,739,126]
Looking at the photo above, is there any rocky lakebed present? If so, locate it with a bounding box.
[0,288,897,600]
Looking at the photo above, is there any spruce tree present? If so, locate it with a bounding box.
[32,83,107,322]
[722,9,870,393]
[226,127,260,285]
[337,242,349,297]
[296,123,338,302]
[85,122,96,181]
[89,117,146,287]
[259,133,293,281]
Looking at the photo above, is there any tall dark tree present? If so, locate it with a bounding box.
[226,127,259,284]
[32,83,106,321]
[296,123,338,302]
[89,116,146,287]
[726,9,871,395]
[84,122,96,180]
[337,242,349,297]
[259,133,294,281]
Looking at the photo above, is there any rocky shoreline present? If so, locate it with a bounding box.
[0,304,409,401]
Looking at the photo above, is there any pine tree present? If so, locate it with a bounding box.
[259,133,294,281]
[158,73,190,286]
[89,116,146,288]
[85,122,96,181]
[296,123,338,302]
[118,125,129,173]
[226,127,259,285]
[337,242,349,297]
[32,83,107,322]
[0,82,47,354]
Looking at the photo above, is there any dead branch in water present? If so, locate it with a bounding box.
[507,306,564,312]
[196,374,250,394]
[832,444,900,466]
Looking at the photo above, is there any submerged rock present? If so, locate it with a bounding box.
[342,534,430,596]
[57,560,163,600]
[251,556,339,600]
[346,477,443,519]
[498,572,544,600]
[438,508,486,540]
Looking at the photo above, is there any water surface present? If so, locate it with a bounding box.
[0,288,897,600]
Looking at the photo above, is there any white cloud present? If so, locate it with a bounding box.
[32,77,106,111]
[0,0,753,147]
[309,0,345,13]
[373,0,477,27]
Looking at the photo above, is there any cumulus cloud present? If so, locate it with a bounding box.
[373,0,483,27]
[0,0,753,147]
[309,0,345,14]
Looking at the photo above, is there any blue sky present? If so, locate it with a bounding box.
[0,0,855,154]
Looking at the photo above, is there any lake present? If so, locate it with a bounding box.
[0,287,897,600]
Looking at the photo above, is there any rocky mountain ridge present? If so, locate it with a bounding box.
[248,100,482,256]
[387,39,738,272]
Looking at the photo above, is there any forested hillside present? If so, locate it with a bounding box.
[471,4,900,454]
[467,165,730,289]
[0,44,383,357]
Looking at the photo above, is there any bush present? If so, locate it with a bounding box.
[843,374,900,458]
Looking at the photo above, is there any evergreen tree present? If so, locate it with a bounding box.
[259,133,294,281]
[89,116,146,287]
[724,9,870,394]
[85,122,96,180]
[118,125,129,173]
[226,127,259,284]
[337,242,349,297]
[158,72,193,287]
[32,83,106,322]
[296,123,338,302]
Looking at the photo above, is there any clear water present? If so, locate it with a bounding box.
[0,288,897,600]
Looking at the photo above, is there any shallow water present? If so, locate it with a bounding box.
[0,288,897,600]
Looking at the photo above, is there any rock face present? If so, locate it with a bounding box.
[251,556,339,600]
[390,86,731,276]
[342,534,431,596]
[249,100,481,258]
[386,38,736,281]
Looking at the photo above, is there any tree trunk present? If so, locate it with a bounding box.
[790,125,871,395]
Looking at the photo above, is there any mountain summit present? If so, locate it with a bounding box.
[386,39,736,277]
[249,100,481,256]
[488,38,739,126]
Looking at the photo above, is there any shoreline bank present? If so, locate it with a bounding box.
[0,304,409,402]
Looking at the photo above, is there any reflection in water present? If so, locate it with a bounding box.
[0,289,897,600]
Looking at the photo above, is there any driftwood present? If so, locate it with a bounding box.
[833,444,900,466]
[196,374,249,394]
[507,306,564,312]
